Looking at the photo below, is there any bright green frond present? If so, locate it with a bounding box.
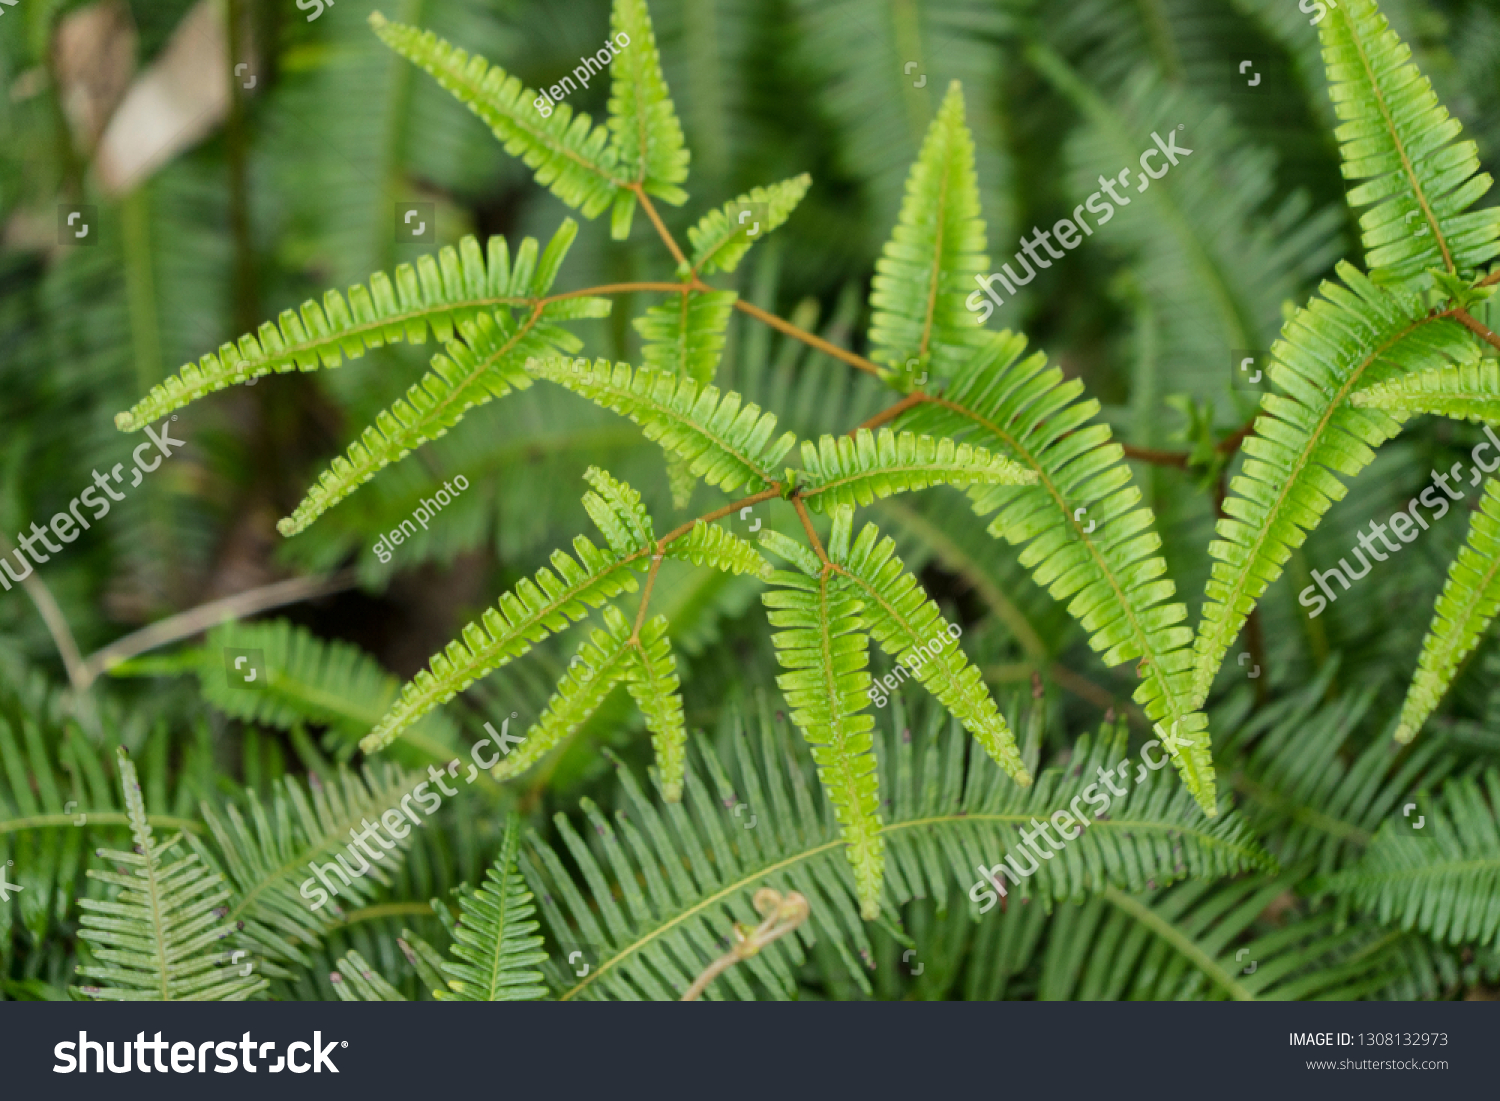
[687,175,812,276]
[762,566,884,919]
[1394,479,1500,743]
[438,814,549,1000]
[832,520,1029,785]
[799,427,1035,513]
[1322,0,1500,288]
[278,312,541,536]
[115,227,593,431]
[867,81,991,387]
[581,466,655,556]
[1318,771,1500,948]
[664,521,771,579]
[492,607,634,782]
[1351,359,1500,424]
[633,287,738,382]
[897,333,1216,814]
[625,615,688,802]
[75,750,268,1002]
[364,537,649,754]
[1191,262,1482,705]
[370,14,625,217]
[606,0,690,223]
[530,356,796,494]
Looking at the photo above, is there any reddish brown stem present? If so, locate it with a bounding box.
[1454,307,1500,354]
[792,496,830,566]
[632,184,689,268]
[730,297,887,379]
[854,391,929,435]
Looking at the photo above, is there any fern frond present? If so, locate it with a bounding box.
[279,313,543,536]
[687,175,812,276]
[115,227,596,431]
[204,763,426,966]
[1393,479,1500,743]
[897,333,1216,813]
[1042,877,1399,1000]
[798,427,1035,513]
[831,518,1029,785]
[332,949,407,1001]
[1229,671,1455,867]
[364,535,648,754]
[663,521,771,579]
[1323,0,1500,289]
[867,81,990,387]
[606,0,690,224]
[529,704,1271,1000]
[633,288,737,382]
[530,357,796,494]
[181,620,464,770]
[1317,771,1500,948]
[438,813,548,1000]
[762,564,884,919]
[370,14,626,218]
[75,750,268,1001]
[1190,262,1482,704]
[581,465,655,555]
[0,721,204,947]
[1351,359,1500,424]
[491,607,635,782]
[624,615,687,802]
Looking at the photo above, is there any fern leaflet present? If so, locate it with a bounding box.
[75,749,268,1001]
[761,558,884,919]
[1393,478,1500,743]
[370,14,626,218]
[1322,0,1500,289]
[798,427,1035,513]
[1190,262,1482,705]
[831,514,1030,785]
[438,813,549,1000]
[530,356,796,494]
[1351,359,1500,424]
[867,81,991,388]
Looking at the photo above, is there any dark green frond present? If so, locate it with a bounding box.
[438,814,548,1000]
[1318,771,1500,948]
[204,763,427,967]
[75,750,268,1002]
